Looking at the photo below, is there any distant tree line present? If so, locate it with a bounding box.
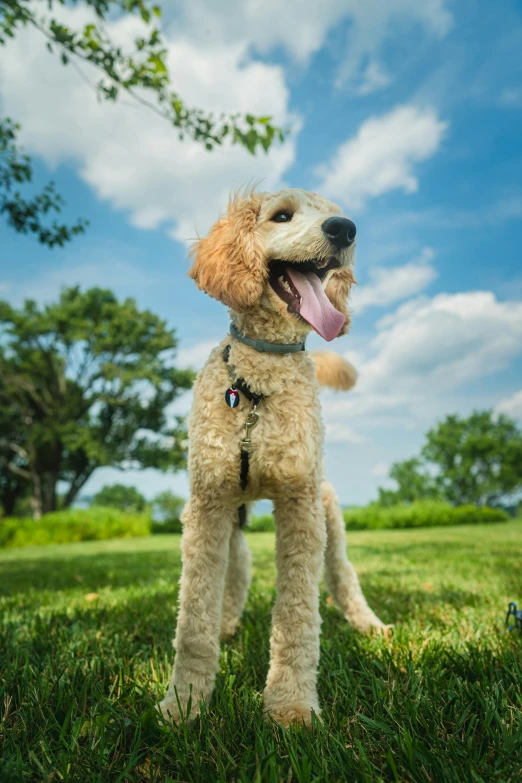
[2,286,521,520]
[91,483,184,523]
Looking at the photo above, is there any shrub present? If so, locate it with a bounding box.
[248,514,275,532]
[343,501,509,531]
[0,507,150,549]
[151,518,182,535]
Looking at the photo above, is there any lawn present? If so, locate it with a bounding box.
[1,521,521,782]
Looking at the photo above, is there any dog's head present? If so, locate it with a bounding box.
[188,187,356,341]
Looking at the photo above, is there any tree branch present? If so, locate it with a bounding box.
[63,467,95,509]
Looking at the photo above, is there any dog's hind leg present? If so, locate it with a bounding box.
[159,494,234,723]
[322,481,392,635]
[220,518,252,640]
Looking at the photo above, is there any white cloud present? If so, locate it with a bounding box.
[357,61,391,95]
[177,340,220,370]
[172,0,452,89]
[494,390,522,420]
[370,462,389,477]
[360,291,522,397]
[351,247,437,313]
[324,421,365,445]
[0,6,297,243]
[316,105,448,210]
[321,290,522,440]
[500,87,522,107]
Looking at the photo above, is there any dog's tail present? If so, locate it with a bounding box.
[310,351,357,391]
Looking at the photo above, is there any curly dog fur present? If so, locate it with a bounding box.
[159,187,390,729]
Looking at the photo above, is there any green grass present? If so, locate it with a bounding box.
[1,521,521,782]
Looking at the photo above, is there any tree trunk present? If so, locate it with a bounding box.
[1,487,19,517]
[39,444,62,514]
[62,468,95,509]
[42,473,59,514]
[31,472,43,520]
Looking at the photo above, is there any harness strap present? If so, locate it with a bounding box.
[222,345,265,406]
[223,344,266,528]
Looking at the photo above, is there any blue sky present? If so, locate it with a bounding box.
[1,0,521,505]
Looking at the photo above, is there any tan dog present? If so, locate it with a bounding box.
[159,187,389,729]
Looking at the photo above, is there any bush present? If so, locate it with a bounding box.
[343,501,509,531]
[151,518,182,535]
[0,507,151,549]
[248,514,275,532]
[149,512,276,534]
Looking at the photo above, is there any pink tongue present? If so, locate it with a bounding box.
[286,268,346,341]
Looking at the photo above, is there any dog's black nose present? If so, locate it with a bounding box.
[321,217,356,249]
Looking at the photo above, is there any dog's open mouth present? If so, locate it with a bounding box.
[269,258,346,342]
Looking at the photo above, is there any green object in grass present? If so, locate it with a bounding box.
[506,601,522,633]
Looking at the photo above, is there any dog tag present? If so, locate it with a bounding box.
[225,387,240,408]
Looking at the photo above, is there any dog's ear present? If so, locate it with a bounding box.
[325,266,355,337]
[188,193,267,311]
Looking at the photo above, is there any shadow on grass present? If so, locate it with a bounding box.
[358,584,484,625]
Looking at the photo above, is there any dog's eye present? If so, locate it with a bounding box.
[271,211,293,223]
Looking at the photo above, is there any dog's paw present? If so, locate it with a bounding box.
[345,605,394,637]
[158,696,183,725]
[265,702,321,731]
[349,617,394,637]
[158,691,200,725]
[364,621,394,638]
[220,615,241,640]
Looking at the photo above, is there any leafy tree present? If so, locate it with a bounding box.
[0,0,287,245]
[379,411,522,508]
[151,489,184,533]
[92,483,146,511]
[377,457,439,506]
[422,411,522,507]
[152,489,184,521]
[0,286,194,518]
[0,117,88,247]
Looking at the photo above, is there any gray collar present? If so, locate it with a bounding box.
[230,323,306,354]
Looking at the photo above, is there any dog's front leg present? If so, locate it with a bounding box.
[264,483,326,729]
[159,495,234,723]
